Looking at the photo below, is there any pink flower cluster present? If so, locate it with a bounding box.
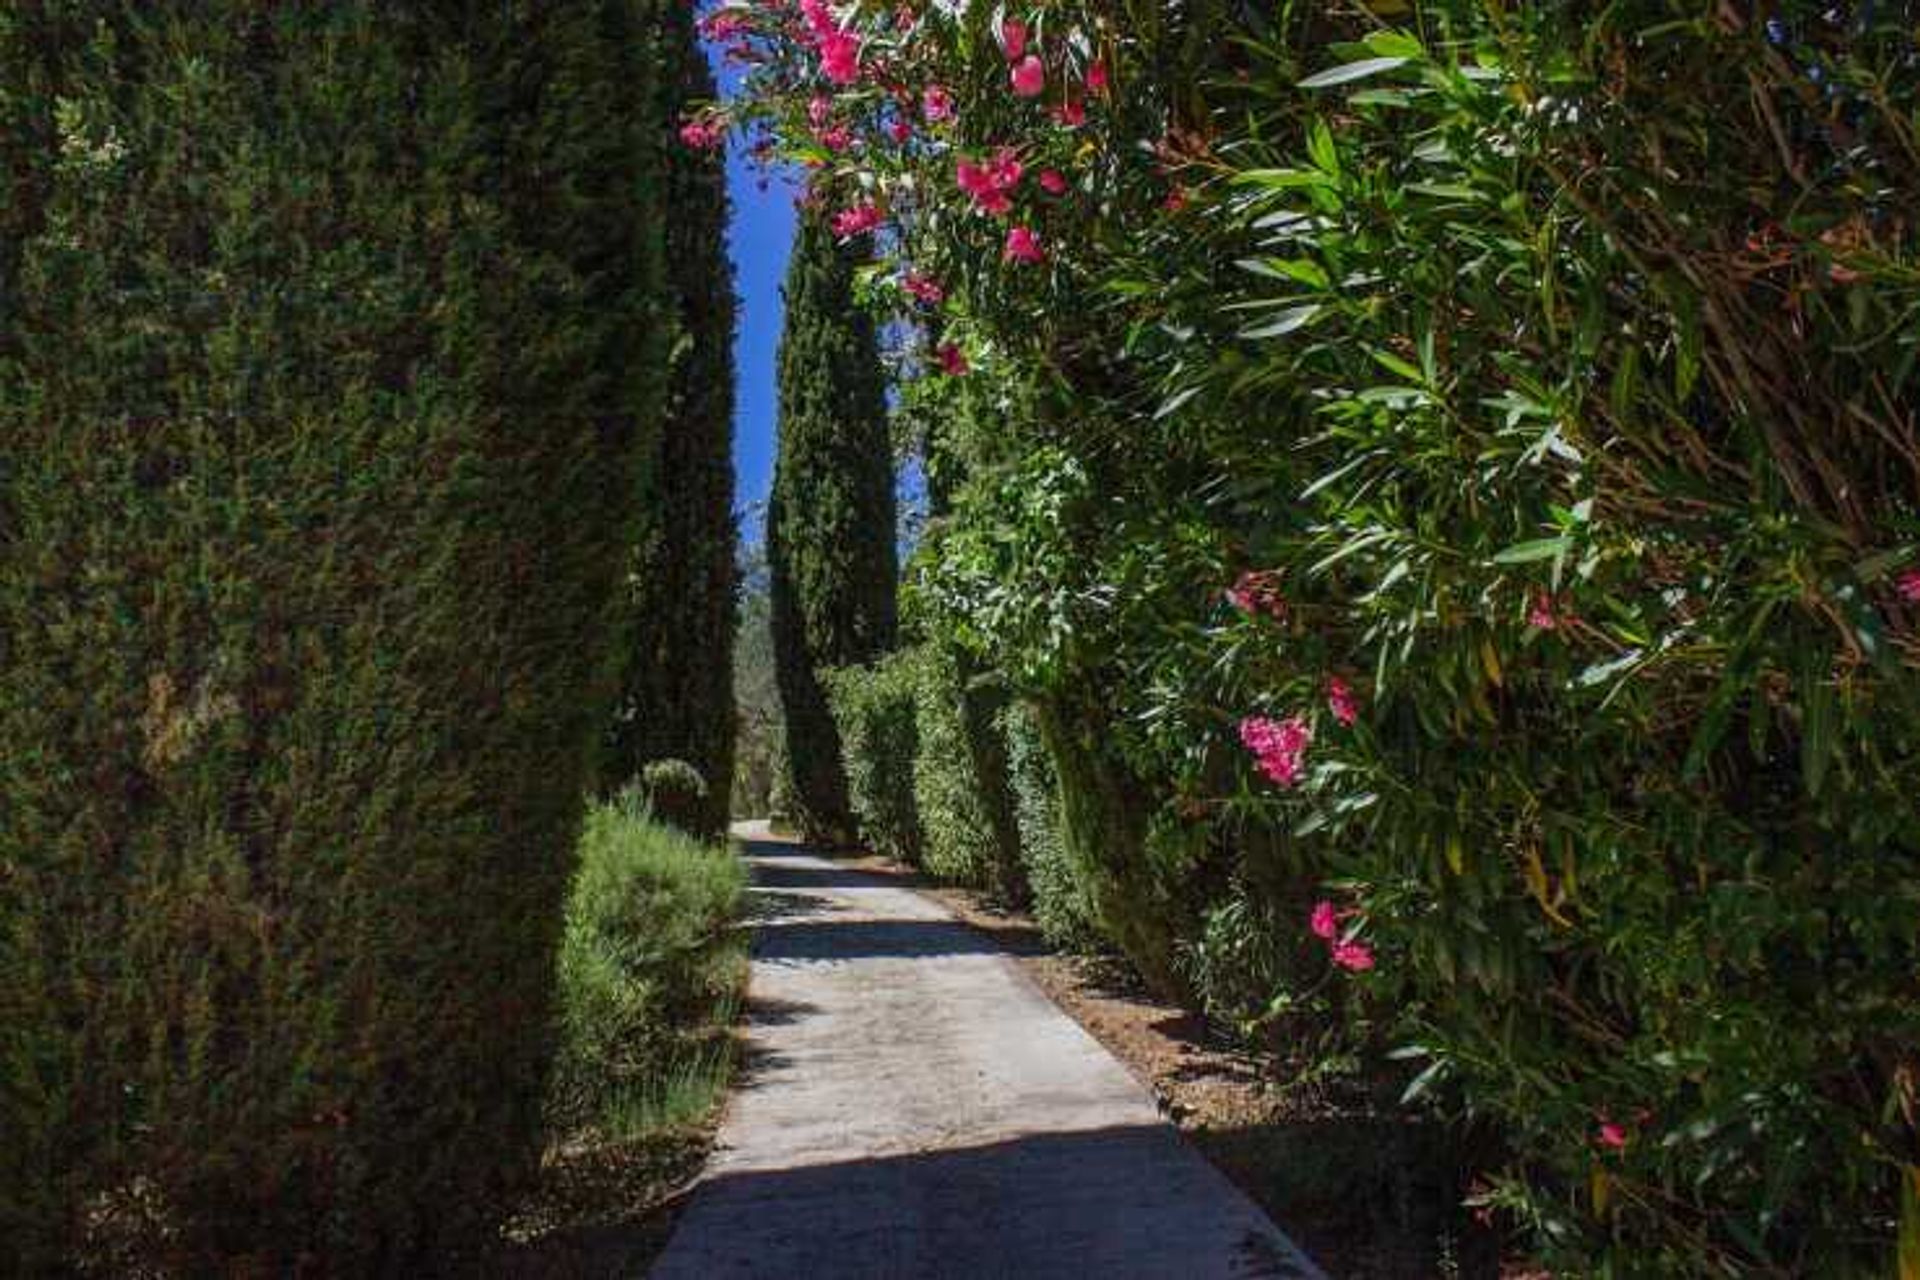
[1003,225,1044,264]
[1528,591,1574,631]
[1309,899,1374,971]
[1896,568,1920,603]
[956,148,1024,216]
[679,119,725,150]
[1239,714,1312,788]
[936,342,969,376]
[698,9,748,42]
[799,0,862,84]
[922,84,955,124]
[901,270,945,305]
[832,202,883,238]
[1326,676,1358,727]
[1226,569,1286,620]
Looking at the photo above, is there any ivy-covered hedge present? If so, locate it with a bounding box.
[0,3,664,1268]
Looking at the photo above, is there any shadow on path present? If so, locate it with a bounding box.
[752,916,1011,962]
[652,1126,1318,1280]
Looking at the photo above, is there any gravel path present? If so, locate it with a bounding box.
[650,823,1324,1280]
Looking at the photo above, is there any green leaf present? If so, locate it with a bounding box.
[1492,536,1572,564]
[1299,56,1409,89]
[1362,30,1426,59]
[1239,304,1322,340]
[1154,385,1201,420]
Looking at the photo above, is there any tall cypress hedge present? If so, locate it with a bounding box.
[768,211,897,843]
[604,3,738,838]
[0,3,663,1268]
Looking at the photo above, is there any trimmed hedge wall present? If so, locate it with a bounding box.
[825,653,924,865]
[0,3,664,1268]
[1001,702,1100,952]
[912,644,1024,901]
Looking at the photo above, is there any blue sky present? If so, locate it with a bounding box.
[725,139,794,550]
[713,34,793,552]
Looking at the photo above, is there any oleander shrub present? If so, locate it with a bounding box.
[825,652,924,864]
[722,0,1920,1268]
[545,795,746,1137]
[0,2,666,1268]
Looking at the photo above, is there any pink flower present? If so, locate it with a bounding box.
[1596,1118,1629,1151]
[1038,168,1068,195]
[922,84,955,124]
[902,270,945,305]
[832,202,883,237]
[1003,225,1044,264]
[1087,59,1110,94]
[1164,186,1189,213]
[1326,676,1358,727]
[986,147,1023,190]
[820,30,861,84]
[1528,591,1574,631]
[1011,54,1046,98]
[817,124,852,151]
[1896,569,1920,603]
[679,119,724,149]
[1000,18,1028,61]
[887,116,914,145]
[1309,900,1338,940]
[1226,569,1286,620]
[1330,939,1375,972]
[808,95,834,128]
[1239,714,1312,788]
[799,0,836,38]
[936,342,969,376]
[958,150,1022,217]
[699,11,748,41]
[1052,98,1086,127]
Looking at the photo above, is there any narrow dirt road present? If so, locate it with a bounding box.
[650,823,1324,1279]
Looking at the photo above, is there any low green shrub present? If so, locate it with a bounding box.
[637,759,711,837]
[825,653,924,864]
[546,795,746,1138]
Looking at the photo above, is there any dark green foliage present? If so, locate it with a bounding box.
[767,211,897,843]
[825,653,924,864]
[605,2,738,839]
[0,3,664,1267]
[1001,702,1100,951]
[907,1,1920,1267]
[731,538,785,819]
[912,644,1025,900]
[545,794,745,1136]
[638,759,710,835]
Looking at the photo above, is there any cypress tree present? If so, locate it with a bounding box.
[604,3,739,838]
[0,3,664,1267]
[768,211,898,843]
